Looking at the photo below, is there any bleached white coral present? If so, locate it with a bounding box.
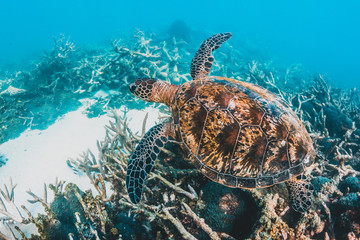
[0,86,26,96]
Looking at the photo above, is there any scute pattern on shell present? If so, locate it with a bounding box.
[172,76,315,189]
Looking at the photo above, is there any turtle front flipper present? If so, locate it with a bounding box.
[191,32,232,79]
[126,123,169,204]
[286,177,314,212]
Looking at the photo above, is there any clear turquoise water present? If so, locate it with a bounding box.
[0,0,359,88]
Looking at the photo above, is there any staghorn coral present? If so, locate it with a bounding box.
[0,178,26,240]
[0,109,210,239]
[0,30,193,144]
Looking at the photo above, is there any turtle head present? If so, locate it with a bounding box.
[129,78,161,101]
[129,78,177,105]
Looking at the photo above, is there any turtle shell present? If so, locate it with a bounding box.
[171,76,315,189]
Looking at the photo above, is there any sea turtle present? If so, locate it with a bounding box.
[126,33,316,212]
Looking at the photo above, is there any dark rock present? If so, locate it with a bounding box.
[199,182,258,240]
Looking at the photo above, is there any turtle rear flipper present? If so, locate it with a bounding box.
[286,177,314,212]
[191,32,232,79]
[126,123,169,204]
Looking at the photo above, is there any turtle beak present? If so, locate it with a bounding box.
[129,82,137,93]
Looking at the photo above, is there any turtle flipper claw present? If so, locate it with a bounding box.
[126,123,169,204]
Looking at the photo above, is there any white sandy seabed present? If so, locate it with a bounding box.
[0,103,160,235]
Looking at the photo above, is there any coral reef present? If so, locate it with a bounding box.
[1,29,360,239]
[0,30,192,144]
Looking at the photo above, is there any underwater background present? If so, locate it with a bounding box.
[0,0,360,239]
[1,0,360,88]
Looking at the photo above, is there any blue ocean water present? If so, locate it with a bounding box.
[0,0,359,88]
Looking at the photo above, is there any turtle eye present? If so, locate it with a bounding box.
[129,83,137,93]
